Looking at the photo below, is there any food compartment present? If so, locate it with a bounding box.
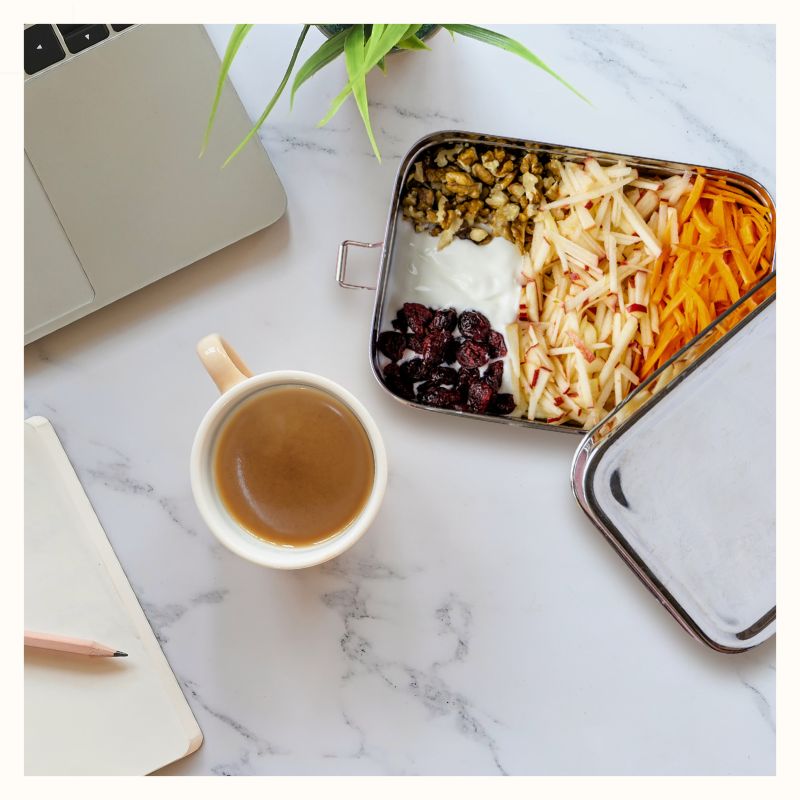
[371,132,776,433]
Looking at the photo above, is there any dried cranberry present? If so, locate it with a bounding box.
[400,357,431,383]
[391,311,408,333]
[456,340,490,369]
[487,329,507,358]
[484,360,504,391]
[383,362,400,378]
[458,310,491,342]
[382,365,414,401]
[430,307,458,332]
[430,366,458,386]
[443,336,459,364]
[457,367,479,400]
[403,302,433,335]
[377,331,406,362]
[422,330,450,363]
[489,393,516,416]
[418,384,461,409]
[466,379,494,414]
[406,333,426,354]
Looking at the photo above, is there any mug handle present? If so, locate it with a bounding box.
[196,334,253,394]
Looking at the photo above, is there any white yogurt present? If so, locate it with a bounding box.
[383,224,524,403]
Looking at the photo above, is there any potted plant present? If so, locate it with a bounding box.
[203,24,586,164]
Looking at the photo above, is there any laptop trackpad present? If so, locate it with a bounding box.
[25,156,94,338]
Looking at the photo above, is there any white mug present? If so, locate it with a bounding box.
[190,334,388,569]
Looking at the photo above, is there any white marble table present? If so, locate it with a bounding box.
[24,25,775,775]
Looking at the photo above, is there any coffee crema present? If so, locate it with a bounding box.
[213,385,374,547]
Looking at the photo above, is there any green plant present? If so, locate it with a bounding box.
[203,24,586,165]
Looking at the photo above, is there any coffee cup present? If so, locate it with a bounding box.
[190,334,387,569]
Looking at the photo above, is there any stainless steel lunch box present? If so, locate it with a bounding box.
[337,130,776,652]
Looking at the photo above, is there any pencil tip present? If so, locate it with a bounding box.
[113,651,128,657]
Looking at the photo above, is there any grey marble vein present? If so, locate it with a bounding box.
[320,570,507,775]
[739,676,776,733]
[181,677,283,758]
[139,599,187,644]
[567,26,688,96]
[80,446,207,541]
[85,462,154,496]
[138,589,230,644]
[261,130,338,156]
[434,593,472,667]
[370,100,462,125]
[209,750,252,776]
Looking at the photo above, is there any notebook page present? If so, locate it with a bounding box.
[24,417,202,775]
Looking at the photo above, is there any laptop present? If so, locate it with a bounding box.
[24,24,286,344]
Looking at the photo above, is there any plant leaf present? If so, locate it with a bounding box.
[443,24,589,103]
[344,25,381,162]
[395,34,430,51]
[223,25,311,167]
[363,24,386,63]
[376,56,386,74]
[290,28,348,108]
[201,24,253,156]
[317,24,411,128]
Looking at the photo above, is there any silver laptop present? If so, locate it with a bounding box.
[24,24,286,344]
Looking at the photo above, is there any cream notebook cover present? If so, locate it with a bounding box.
[24,416,202,775]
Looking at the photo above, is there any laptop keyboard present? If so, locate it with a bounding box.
[24,26,65,75]
[57,25,110,54]
[25,25,135,75]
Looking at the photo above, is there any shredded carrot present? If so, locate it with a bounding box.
[641,320,678,375]
[747,232,771,268]
[680,174,706,223]
[637,174,775,381]
[692,205,716,238]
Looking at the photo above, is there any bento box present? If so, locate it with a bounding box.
[337,130,776,652]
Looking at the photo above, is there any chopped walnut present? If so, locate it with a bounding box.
[436,195,447,225]
[418,187,435,209]
[521,171,540,201]
[481,151,501,176]
[457,147,478,169]
[486,190,508,209]
[400,142,563,253]
[472,163,495,185]
[458,199,483,226]
[497,173,517,191]
[498,203,521,222]
[497,160,516,178]
[469,228,490,243]
[444,170,481,198]
[437,211,463,250]
[434,145,463,167]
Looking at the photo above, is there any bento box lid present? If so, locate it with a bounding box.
[570,274,776,652]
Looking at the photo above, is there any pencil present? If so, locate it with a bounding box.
[24,630,128,657]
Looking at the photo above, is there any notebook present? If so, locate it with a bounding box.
[24,416,202,775]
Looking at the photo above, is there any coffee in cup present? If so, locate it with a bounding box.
[191,334,387,569]
[213,384,375,547]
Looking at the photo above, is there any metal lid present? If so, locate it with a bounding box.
[571,274,776,652]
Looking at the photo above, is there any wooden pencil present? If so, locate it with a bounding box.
[24,630,128,657]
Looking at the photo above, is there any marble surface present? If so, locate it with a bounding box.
[24,25,776,775]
